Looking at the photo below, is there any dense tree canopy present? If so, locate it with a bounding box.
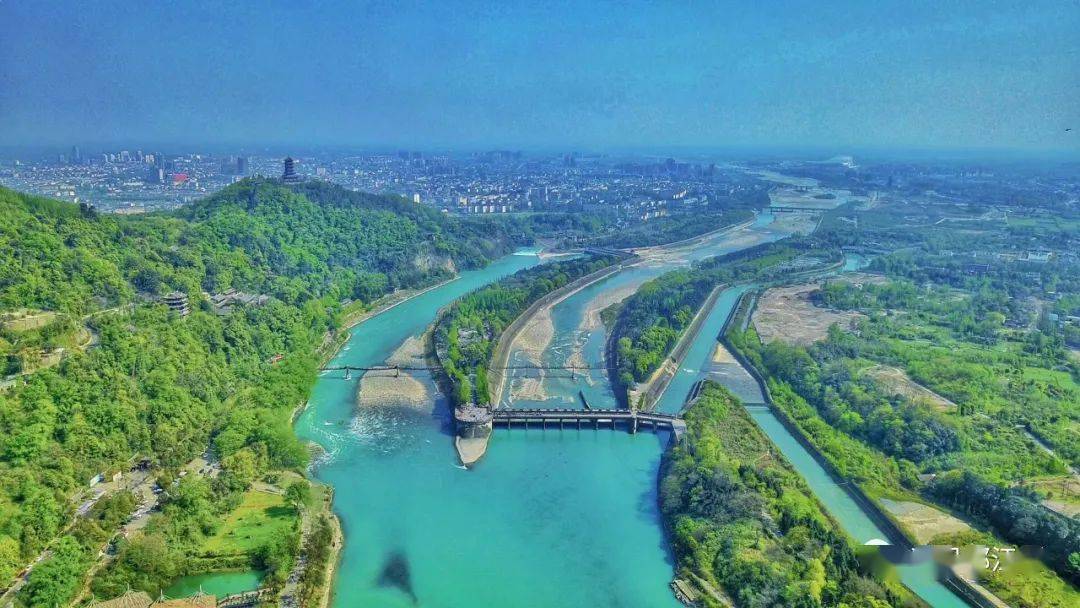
[0,179,539,599]
[661,382,904,608]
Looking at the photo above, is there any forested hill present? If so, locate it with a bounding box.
[0,178,534,315]
[0,179,547,594]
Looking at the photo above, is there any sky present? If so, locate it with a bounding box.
[1,0,1078,154]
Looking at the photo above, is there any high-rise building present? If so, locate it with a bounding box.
[71,145,82,164]
[236,156,248,176]
[282,157,301,183]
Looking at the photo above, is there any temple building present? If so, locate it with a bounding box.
[282,157,301,183]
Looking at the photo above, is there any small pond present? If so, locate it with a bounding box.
[163,570,262,598]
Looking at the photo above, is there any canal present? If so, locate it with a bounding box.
[651,262,971,607]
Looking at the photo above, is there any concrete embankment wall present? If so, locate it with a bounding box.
[722,289,993,608]
[631,215,757,253]
[625,284,725,412]
[488,252,638,404]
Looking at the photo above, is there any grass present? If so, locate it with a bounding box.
[201,488,297,556]
[982,556,1080,608]
[1,309,58,331]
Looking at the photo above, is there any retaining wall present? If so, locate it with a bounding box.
[488,251,637,404]
[723,288,991,608]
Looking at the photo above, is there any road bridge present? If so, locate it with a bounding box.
[769,205,831,213]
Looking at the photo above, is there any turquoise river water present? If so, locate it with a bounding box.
[295,212,969,607]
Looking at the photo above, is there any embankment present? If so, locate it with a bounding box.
[488,250,638,404]
[722,289,994,608]
[617,285,725,411]
[630,214,756,254]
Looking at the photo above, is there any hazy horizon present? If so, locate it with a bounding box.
[2,1,1078,155]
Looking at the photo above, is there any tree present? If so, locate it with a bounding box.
[285,481,311,513]
[22,536,86,608]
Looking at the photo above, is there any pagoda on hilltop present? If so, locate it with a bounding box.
[282,156,301,183]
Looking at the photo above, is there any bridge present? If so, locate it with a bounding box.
[320,363,605,379]
[769,205,832,213]
[490,407,686,439]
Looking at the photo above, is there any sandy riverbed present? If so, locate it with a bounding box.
[356,334,435,409]
[768,212,820,235]
[565,282,642,385]
[506,306,558,401]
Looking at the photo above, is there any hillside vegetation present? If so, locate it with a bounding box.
[0,179,536,604]
[661,382,907,608]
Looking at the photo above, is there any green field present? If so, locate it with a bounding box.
[201,489,296,556]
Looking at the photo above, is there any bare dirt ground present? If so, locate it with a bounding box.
[752,283,863,346]
[861,365,956,412]
[834,272,889,286]
[356,334,433,408]
[768,212,820,235]
[1,309,57,331]
[1029,475,1080,518]
[879,498,971,545]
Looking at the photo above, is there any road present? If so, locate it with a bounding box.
[1,456,217,607]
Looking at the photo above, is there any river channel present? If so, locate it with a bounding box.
[294,214,793,608]
[295,205,968,606]
[642,252,971,607]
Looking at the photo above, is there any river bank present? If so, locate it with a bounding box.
[704,269,993,607]
[622,285,725,411]
[491,254,635,405]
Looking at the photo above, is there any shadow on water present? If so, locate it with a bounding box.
[377,551,417,603]
[635,453,678,569]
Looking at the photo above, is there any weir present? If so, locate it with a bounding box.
[491,407,685,439]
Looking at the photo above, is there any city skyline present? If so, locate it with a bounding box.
[1,1,1078,155]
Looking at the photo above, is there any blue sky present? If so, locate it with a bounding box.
[1,0,1077,153]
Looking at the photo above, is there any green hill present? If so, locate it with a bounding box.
[0,178,530,315]
[0,179,533,595]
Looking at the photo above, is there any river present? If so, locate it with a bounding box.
[294,215,792,608]
[295,207,968,606]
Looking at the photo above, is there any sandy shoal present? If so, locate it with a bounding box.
[356,334,434,409]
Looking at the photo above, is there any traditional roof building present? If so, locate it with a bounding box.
[282,157,301,183]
